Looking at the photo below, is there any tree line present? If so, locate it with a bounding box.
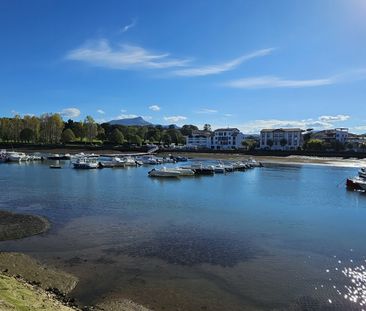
[0,114,200,146]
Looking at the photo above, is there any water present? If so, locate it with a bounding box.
[1,160,366,310]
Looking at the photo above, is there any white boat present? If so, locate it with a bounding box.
[73,157,99,169]
[214,164,226,173]
[122,156,137,166]
[6,152,28,162]
[358,168,366,179]
[148,167,182,177]
[137,155,159,165]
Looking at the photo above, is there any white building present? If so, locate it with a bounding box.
[322,128,349,144]
[185,130,211,149]
[210,128,245,150]
[260,128,303,150]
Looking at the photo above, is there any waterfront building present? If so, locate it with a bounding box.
[260,128,303,150]
[210,128,245,150]
[185,130,211,149]
[315,128,349,144]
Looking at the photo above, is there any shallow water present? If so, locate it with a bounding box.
[1,160,366,310]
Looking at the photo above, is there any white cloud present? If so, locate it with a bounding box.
[225,76,334,89]
[224,115,351,134]
[60,108,81,118]
[319,115,350,122]
[223,113,233,117]
[163,116,187,123]
[116,114,138,119]
[97,109,105,114]
[195,108,218,114]
[120,109,127,113]
[173,48,274,77]
[66,39,190,70]
[224,69,366,89]
[149,105,161,111]
[352,125,366,132]
[143,115,153,120]
[121,19,137,33]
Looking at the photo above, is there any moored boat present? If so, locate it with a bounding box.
[148,167,182,177]
[346,177,366,191]
[73,157,99,169]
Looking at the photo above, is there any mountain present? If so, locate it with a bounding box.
[108,116,153,126]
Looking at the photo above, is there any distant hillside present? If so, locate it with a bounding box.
[108,116,153,126]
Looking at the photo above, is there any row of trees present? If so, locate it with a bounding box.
[0,114,100,144]
[0,114,200,146]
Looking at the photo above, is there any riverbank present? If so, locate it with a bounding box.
[0,210,151,311]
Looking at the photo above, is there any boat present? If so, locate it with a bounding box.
[73,157,99,169]
[148,167,182,177]
[213,164,226,173]
[122,156,138,166]
[346,177,366,191]
[358,168,366,179]
[232,162,248,171]
[188,163,215,175]
[49,165,62,169]
[6,151,28,162]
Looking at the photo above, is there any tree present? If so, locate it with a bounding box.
[110,129,124,145]
[162,133,172,144]
[280,138,288,148]
[305,139,323,151]
[181,124,199,136]
[19,128,34,142]
[242,139,258,151]
[71,122,84,140]
[203,124,212,131]
[267,139,274,149]
[61,129,76,143]
[129,134,143,146]
[84,116,98,143]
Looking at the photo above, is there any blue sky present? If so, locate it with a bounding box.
[1,0,366,133]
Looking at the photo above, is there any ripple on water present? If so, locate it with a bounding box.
[103,225,260,267]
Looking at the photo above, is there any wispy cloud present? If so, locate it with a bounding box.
[319,115,350,122]
[223,113,233,117]
[195,108,218,114]
[121,19,137,33]
[66,39,190,70]
[97,109,105,114]
[60,108,81,118]
[224,69,366,89]
[225,76,334,89]
[164,116,187,123]
[173,48,275,77]
[149,105,161,111]
[233,115,351,133]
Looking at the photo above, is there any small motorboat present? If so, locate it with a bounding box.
[189,163,215,175]
[148,167,182,177]
[122,156,138,166]
[73,157,99,169]
[214,164,226,174]
[49,165,62,169]
[346,177,366,191]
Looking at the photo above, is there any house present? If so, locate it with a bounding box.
[260,128,303,150]
[314,128,349,144]
[185,130,211,149]
[210,128,245,150]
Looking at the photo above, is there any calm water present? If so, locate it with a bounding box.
[1,160,366,310]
